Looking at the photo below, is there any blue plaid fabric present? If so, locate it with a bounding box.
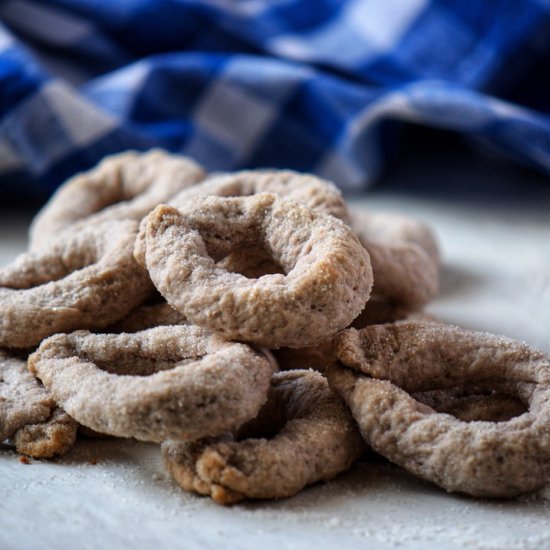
[0,0,549,201]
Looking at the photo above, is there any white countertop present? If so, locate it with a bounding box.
[2,193,550,550]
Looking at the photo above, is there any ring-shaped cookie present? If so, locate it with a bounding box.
[328,322,550,497]
[349,208,439,310]
[162,369,366,504]
[0,220,152,348]
[29,326,276,443]
[139,194,373,348]
[29,149,205,250]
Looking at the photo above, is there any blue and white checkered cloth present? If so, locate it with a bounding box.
[1,0,549,201]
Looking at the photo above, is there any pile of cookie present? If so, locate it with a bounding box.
[2,149,549,504]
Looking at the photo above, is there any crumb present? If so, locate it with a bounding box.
[18,456,31,464]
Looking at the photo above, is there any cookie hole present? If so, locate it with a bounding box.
[218,248,284,280]
[77,353,206,377]
[139,289,166,306]
[235,385,292,441]
[414,389,527,423]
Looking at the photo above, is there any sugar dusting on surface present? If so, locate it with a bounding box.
[2,440,550,550]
